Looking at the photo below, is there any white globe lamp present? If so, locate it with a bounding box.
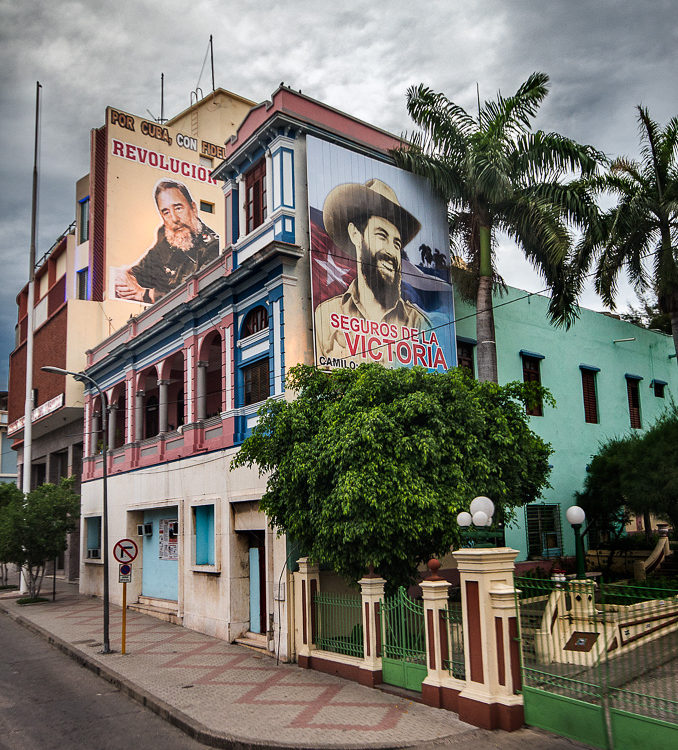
[470,496,495,518]
[472,510,488,527]
[566,505,586,526]
[457,511,472,527]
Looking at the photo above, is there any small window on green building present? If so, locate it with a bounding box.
[520,350,544,417]
[651,379,666,398]
[526,504,562,559]
[193,504,215,565]
[580,365,600,424]
[625,374,642,429]
[456,338,475,377]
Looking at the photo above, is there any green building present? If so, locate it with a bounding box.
[454,287,676,562]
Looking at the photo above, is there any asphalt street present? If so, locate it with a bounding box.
[0,609,209,750]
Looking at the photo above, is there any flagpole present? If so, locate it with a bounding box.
[20,81,41,594]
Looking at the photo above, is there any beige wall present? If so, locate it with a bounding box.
[79,448,293,657]
[167,89,254,153]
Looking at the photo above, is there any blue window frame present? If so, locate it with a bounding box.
[86,516,101,559]
[194,505,215,565]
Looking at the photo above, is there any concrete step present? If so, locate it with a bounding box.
[129,598,181,625]
[137,595,177,611]
[234,631,271,655]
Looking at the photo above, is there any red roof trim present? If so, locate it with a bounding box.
[221,87,401,161]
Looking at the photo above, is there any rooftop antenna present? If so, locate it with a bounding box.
[146,74,167,124]
[210,35,215,93]
[160,72,166,123]
[191,37,214,105]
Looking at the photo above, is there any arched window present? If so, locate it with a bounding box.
[145,394,159,439]
[242,306,268,338]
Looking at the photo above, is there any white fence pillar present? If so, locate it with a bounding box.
[453,547,524,731]
[294,557,319,667]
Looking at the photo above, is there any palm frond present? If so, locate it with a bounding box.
[513,131,605,180]
[480,72,549,144]
[610,156,647,187]
[405,84,476,143]
[637,105,665,195]
[657,114,678,170]
[391,146,465,201]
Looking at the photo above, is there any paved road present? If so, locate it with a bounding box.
[0,610,208,750]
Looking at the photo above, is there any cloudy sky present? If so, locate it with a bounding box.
[0,0,675,387]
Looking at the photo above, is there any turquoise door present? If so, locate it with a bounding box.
[141,508,178,600]
[248,535,265,634]
[249,547,261,633]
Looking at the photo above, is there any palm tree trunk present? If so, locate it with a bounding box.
[671,311,678,367]
[476,226,498,382]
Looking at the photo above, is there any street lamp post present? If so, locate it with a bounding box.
[42,365,111,653]
[566,505,587,580]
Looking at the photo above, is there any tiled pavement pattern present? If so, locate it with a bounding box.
[0,582,592,749]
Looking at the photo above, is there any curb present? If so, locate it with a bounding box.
[0,601,477,750]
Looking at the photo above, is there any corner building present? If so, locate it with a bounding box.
[79,86,438,659]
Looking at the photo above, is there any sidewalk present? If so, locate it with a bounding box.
[0,580,589,749]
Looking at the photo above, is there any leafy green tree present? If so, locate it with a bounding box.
[577,406,678,541]
[575,437,635,545]
[578,106,678,362]
[0,478,80,599]
[392,73,603,382]
[233,364,552,588]
[0,483,23,586]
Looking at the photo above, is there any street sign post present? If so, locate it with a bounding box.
[119,563,133,653]
[114,540,138,655]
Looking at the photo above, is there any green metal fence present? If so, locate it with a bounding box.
[515,575,678,750]
[443,600,465,679]
[381,587,427,691]
[313,591,364,658]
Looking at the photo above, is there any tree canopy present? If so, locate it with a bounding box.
[0,483,23,586]
[576,406,678,538]
[0,478,80,598]
[392,72,603,382]
[577,105,678,363]
[233,364,552,587]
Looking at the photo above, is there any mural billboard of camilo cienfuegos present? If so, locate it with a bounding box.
[308,136,455,372]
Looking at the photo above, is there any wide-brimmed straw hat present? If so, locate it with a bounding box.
[322,178,421,254]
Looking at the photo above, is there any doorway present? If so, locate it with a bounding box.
[141,507,179,601]
[247,530,266,634]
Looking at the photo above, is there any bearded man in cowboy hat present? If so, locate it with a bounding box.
[315,178,430,361]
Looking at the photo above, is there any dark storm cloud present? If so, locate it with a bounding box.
[1,0,676,386]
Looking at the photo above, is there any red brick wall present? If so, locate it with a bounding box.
[90,126,107,302]
[8,306,68,423]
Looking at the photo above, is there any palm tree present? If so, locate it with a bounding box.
[577,106,678,363]
[392,73,602,382]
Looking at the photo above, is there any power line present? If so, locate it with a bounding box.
[69,247,663,448]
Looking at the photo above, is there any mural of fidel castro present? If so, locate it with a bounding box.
[115,179,219,304]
